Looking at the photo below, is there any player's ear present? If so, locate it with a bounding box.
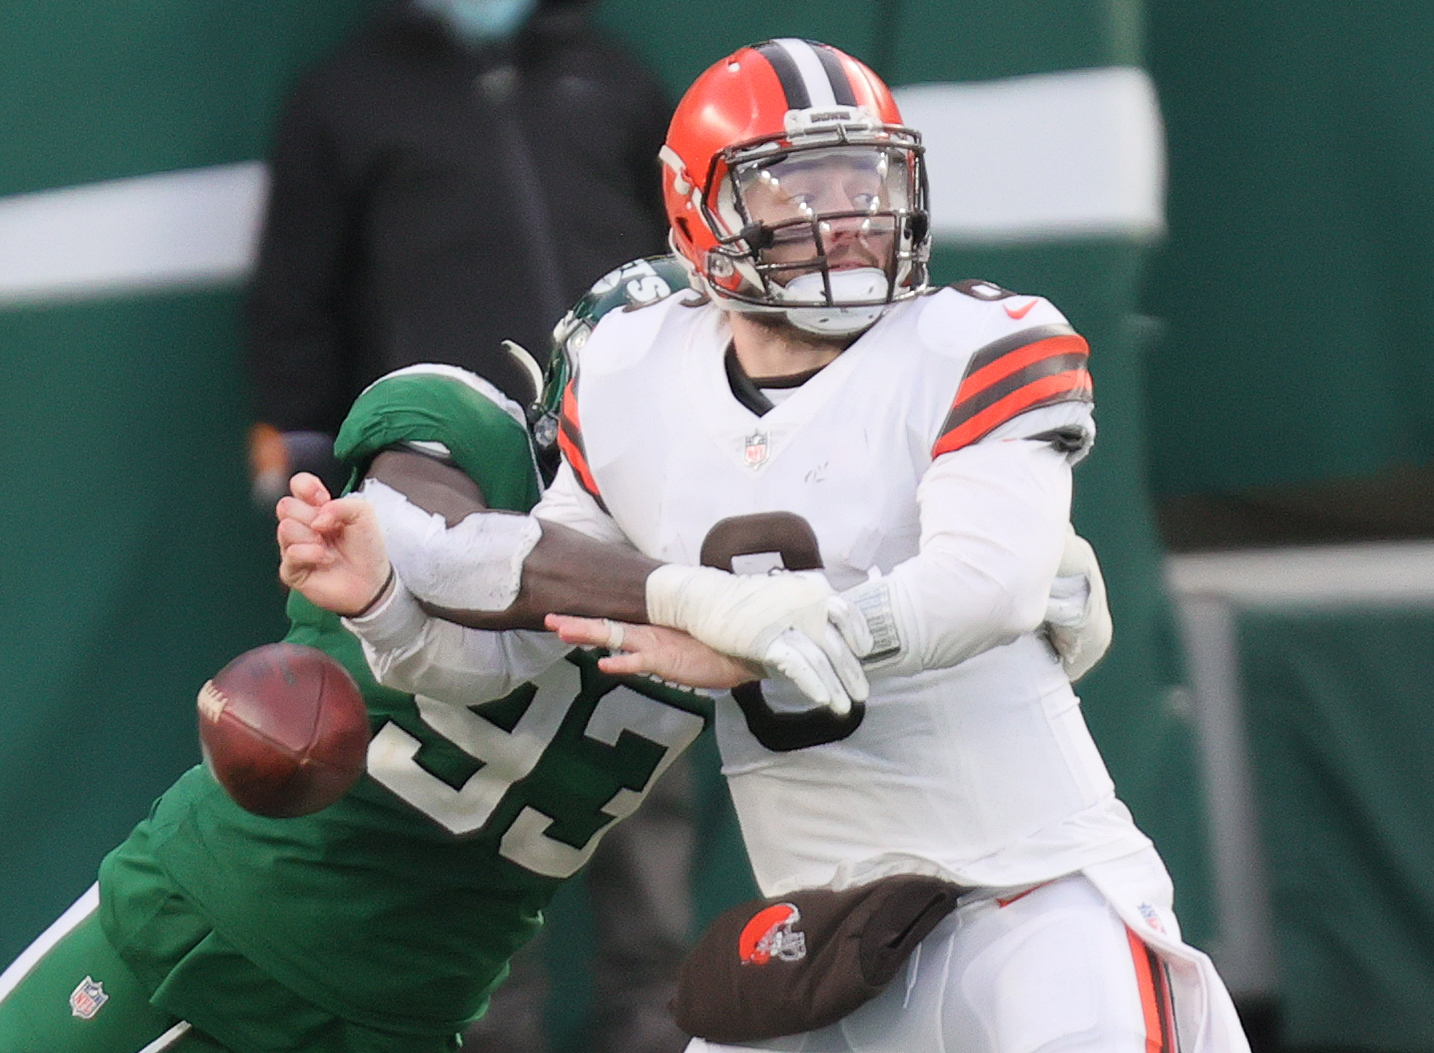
[363,447,489,527]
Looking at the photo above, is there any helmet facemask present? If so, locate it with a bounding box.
[700,123,929,336]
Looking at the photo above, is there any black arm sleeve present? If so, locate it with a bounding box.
[244,76,359,435]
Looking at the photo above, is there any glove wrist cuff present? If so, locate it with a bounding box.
[838,576,921,676]
[845,579,902,663]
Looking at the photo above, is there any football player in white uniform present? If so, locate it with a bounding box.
[279,38,1248,1053]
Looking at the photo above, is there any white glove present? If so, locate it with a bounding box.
[645,565,871,713]
[1044,525,1112,681]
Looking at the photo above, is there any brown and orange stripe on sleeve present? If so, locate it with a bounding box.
[932,324,1093,458]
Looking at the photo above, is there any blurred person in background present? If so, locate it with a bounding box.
[242,2,686,1050]
[244,0,671,498]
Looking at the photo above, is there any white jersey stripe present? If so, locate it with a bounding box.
[0,883,100,1004]
[771,38,839,109]
[0,885,196,1052]
[135,1021,193,1053]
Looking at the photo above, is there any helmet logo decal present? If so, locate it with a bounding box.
[738,902,808,965]
[659,144,695,198]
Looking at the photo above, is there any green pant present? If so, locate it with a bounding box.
[0,885,228,1053]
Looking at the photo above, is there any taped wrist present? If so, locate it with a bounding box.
[362,480,542,611]
[1045,574,1092,628]
[645,564,835,662]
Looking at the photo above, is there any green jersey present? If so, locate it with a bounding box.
[98,366,710,1046]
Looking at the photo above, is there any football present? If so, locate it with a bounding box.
[197,643,370,818]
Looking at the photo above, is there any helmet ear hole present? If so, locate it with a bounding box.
[739,223,774,251]
[674,215,693,246]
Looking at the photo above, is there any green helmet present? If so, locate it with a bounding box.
[529,255,693,476]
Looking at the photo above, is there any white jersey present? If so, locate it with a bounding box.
[537,283,1152,896]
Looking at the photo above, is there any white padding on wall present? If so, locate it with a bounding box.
[893,67,1165,244]
[1166,540,1434,608]
[0,161,267,305]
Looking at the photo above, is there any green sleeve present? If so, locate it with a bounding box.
[334,366,542,512]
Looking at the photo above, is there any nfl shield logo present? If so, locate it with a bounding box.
[743,432,769,467]
[69,975,108,1019]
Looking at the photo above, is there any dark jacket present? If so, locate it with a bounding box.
[246,0,672,433]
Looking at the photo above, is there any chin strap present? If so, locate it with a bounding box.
[703,267,892,337]
[781,268,892,335]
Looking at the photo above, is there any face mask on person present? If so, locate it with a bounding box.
[418,0,539,44]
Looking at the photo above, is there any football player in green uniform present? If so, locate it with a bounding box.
[0,261,742,1053]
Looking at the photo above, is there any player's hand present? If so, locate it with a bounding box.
[1043,525,1112,681]
[644,565,870,713]
[544,614,762,689]
[277,473,392,617]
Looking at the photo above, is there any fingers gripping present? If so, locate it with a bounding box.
[646,565,868,710]
[1044,526,1113,682]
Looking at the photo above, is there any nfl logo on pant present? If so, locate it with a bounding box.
[69,976,108,1019]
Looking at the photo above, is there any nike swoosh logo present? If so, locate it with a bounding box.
[1004,298,1038,320]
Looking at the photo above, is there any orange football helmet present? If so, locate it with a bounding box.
[661,39,929,335]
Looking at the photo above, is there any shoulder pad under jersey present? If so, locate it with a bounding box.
[335,364,541,513]
[924,281,1093,456]
[532,256,695,470]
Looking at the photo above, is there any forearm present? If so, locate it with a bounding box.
[849,438,1072,674]
[366,451,862,709]
[365,451,657,631]
[422,519,658,629]
[344,572,571,701]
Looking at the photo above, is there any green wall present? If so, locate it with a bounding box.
[1141,0,1434,498]
[0,1,382,197]
[0,292,289,959]
[0,0,380,965]
[1241,609,1434,1048]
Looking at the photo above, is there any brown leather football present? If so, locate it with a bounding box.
[197,643,369,818]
